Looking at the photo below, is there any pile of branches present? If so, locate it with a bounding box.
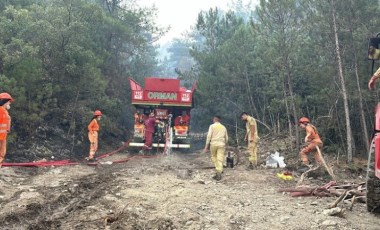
[279,181,366,210]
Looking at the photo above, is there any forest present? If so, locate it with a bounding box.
[0,0,379,162]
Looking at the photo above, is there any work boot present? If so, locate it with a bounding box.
[212,172,222,181]
[246,163,255,170]
[87,157,97,162]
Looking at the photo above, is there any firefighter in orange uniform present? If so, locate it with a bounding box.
[134,111,145,124]
[134,112,140,123]
[174,111,190,137]
[174,111,190,126]
[299,117,323,167]
[0,92,14,165]
[87,110,102,161]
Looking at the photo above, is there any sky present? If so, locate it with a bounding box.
[137,0,252,45]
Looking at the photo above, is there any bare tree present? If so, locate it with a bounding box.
[347,0,369,151]
[331,0,354,161]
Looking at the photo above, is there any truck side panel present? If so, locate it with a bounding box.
[375,103,380,179]
[376,133,380,179]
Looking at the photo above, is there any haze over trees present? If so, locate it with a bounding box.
[0,0,379,161]
[166,0,380,161]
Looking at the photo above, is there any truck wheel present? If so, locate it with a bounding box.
[366,137,380,213]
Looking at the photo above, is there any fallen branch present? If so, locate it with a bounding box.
[296,165,320,186]
[316,146,336,181]
[280,180,367,212]
[329,190,347,208]
[328,188,348,196]
[280,181,337,197]
[350,195,356,211]
[347,190,365,197]
[331,182,365,189]
[312,187,333,197]
[325,186,367,209]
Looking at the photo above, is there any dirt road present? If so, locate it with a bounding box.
[0,150,378,230]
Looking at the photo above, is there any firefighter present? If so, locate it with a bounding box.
[368,67,380,89]
[140,112,159,154]
[174,111,190,126]
[203,116,228,181]
[0,92,14,165]
[87,110,102,161]
[298,117,323,168]
[134,111,145,124]
[134,111,140,124]
[241,112,259,169]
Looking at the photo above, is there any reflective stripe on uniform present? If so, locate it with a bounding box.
[0,123,8,133]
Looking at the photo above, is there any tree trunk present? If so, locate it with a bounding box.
[347,3,369,151]
[331,0,354,162]
[244,69,259,119]
[286,60,300,151]
[350,34,369,151]
[283,78,293,151]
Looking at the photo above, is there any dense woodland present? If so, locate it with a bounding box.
[0,0,379,161]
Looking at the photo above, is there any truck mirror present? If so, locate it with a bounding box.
[368,38,380,60]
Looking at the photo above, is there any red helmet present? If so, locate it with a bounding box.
[94,110,102,116]
[299,117,310,124]
[0,92,14,102]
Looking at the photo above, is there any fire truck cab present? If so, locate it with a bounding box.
[129,77,196,150]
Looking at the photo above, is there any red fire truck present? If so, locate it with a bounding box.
[367,35,380,213]
[129,77,196,150]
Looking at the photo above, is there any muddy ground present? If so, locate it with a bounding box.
[0,143,379,230]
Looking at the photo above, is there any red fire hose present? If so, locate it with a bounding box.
[1,139,164,167]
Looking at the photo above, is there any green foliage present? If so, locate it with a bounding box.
[0,0,163,152]
[187,0,380,154]
[1,0,379,157]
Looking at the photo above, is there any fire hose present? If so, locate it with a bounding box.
[1,139,164,168]
[1,127,236,168]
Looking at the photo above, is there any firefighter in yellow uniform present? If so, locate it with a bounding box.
[241,112,259,169]
[204,116,228,181]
